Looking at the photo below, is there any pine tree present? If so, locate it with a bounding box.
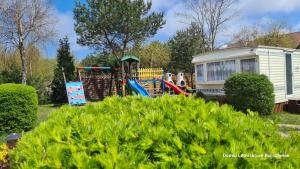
[51,37,75,103]
[74,0,165,61]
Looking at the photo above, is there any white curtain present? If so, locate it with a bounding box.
[223,60,236,79]
[241,59,256,73]
[197,64,204,81]
[207,60,235,81]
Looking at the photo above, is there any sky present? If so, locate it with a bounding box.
[47,0,300,60]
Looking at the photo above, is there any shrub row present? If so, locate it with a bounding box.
[0,84,38,134]
[10,96,300,168]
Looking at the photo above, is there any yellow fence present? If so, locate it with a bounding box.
[138,68,163,80]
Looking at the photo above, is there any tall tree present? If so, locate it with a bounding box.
[232,21,294,48]
[132,41,171,69]
[0,45,56,103]
[51,37,75,103]
[181,0,236,51]
[0,0,55,84]
[74,0,165,62]
[168,24,208,74]
[231,26,260,47]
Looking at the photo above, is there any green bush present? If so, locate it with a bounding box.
[10,96,299,168]
[224,74,275,115]
[0,84,38,134]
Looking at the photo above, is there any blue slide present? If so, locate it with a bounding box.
[128,80,150,97]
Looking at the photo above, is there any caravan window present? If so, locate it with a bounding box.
[196,64,204,81]
[241,58,256,73]
[207,60,236,81]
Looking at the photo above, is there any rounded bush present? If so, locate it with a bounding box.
[0,84,38,133]
[10,96,299,168]
[224,73,275,115]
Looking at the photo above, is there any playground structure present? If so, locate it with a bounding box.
[177,73,186,88]
[136,68,164,97]
[77,66,115,100]
[166,73,174,83]
[72,55,193,102]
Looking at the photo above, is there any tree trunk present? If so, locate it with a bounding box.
[19,45,27,84]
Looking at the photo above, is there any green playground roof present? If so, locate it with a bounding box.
[121,55,139,62]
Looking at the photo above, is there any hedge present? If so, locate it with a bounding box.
[10,96,300,168]
[0,84,38,133]
[224,74,275,115]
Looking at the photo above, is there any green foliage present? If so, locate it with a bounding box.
[0,84,38,134]
[0,65,22,84]
[27,75,50,104]
[51,37,75,103]
[254,32,293,48]
[10,96,300,168]
[80,53,117,67]
[0,46,56,104]
[131,41,171,69]
[74,0,165,60]
[168,23,208,74]
[224,73,275,115]
[233,21,294,48]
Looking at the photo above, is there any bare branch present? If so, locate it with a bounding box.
[179,0,237,51]
[0,0,56,84]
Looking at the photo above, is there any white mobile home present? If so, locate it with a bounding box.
[192,46,300,109]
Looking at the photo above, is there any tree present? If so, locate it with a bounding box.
[232,20,294,48]
[0,0,55,84]
[0,64,22,84]
[0,45,56,104]
[80,55,100,67]
[254,27,293,48]
[181,0,236,50]
[132,41,171,69]
[51,37,75,103]
[231,26,260,47]
[74,0,165,62]
[0,47,22,83]
[168,24,208,74]
[80,53,117,67]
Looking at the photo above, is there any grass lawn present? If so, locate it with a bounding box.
[37,104,60,123]
[0,104,59,144]
[267,112,300,134]
[267,112,300,125]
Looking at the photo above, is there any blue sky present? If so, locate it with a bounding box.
[47,0,300,60]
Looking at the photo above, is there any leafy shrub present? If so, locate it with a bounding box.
[0,84,38,133]
[224,73,275,115]
[10,96,300,168]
